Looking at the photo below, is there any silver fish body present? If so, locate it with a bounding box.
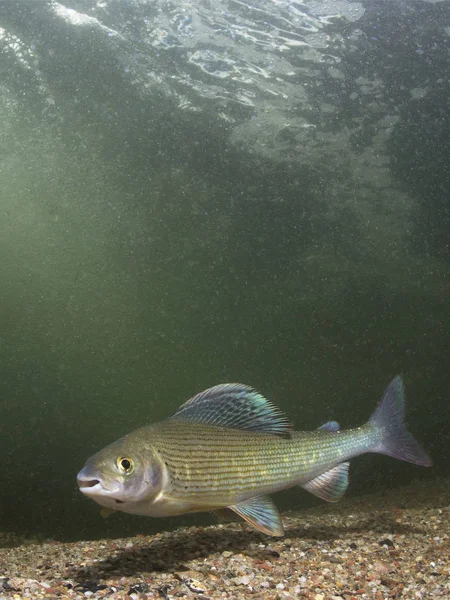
[77,377,431,536]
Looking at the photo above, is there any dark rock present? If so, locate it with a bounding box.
[74,581,108,592]
[0,578,17,592]
[157,584,172,598]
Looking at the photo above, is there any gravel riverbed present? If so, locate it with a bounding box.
[1,480,449,599]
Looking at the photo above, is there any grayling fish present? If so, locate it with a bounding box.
[77,376,431,536]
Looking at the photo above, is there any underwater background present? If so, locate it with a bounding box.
[0,0,449,542]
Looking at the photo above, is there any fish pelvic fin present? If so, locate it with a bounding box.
[229,495,284,537]
[318,420,340,432]
[368,376,432,467]
[302,462,350,502]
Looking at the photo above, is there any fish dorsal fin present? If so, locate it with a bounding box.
[230,495,284,536]
[302,462,350,502]
[318,420,340,432]
[169,384,293,438]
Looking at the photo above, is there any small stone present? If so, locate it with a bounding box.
[185,578,207,593]
[373,561,391,574]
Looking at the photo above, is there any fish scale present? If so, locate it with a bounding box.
[150,421,375,501]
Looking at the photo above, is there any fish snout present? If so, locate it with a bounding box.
[77,466,103,494]
[77,473,101,492]
[77,465,125,508]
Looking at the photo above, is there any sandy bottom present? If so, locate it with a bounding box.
[1,480,449,599]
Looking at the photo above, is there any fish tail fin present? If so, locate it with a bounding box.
[368,376,432,466]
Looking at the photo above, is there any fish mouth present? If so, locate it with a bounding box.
[77,473,124,504]
[78,478,101,490]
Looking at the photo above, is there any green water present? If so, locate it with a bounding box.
[0,0,449,542]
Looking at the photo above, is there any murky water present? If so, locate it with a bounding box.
[0,0,449,541]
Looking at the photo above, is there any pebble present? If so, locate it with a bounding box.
[0,480,449,599]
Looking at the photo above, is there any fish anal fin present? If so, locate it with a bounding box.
[169,384,293,437]
[302,462,350,502]
[229,495,284,537]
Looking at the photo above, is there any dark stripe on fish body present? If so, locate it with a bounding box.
[148,421,375,500]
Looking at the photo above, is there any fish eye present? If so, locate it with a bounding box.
[117,456,134,474]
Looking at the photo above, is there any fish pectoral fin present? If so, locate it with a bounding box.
[229,495,284,537]
[302,462,350,502]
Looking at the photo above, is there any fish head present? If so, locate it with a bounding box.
[77,433,166,514]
